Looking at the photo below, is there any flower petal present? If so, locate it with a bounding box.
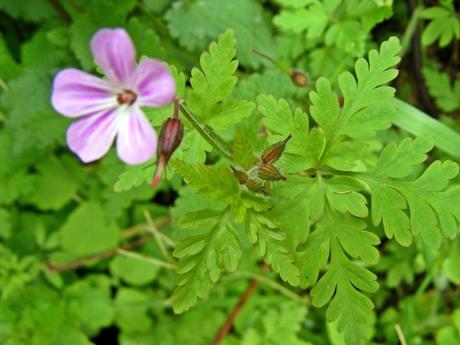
[132,58,176,107]
[67,108,119,163]
[116,106,157,165]
[51,68,117,117]
[91,28,137,86]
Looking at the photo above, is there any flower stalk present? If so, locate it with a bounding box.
[179,102,233,161]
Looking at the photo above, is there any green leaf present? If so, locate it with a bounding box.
[0,208,12,239]
[172,160,238,203]
[371,135,434,178]
[64,275,114,336]
[361,137,460,247]
[232,129,258,169]
[422,67,460,112]
[241,302,309,345]
[115,288,153,333]
[59,202,120,257]
[303,209,378,345]
[172,210,241,313]
[325,176,368,218]
[27,155,80,211]
[0,0,56,22]
[244,210,300,286]
[114,160,154,192]
[274,1,335,38]
[420,6,460,47]
[166,0,276,68]
[443,250,460,285]
[235,70,295,101]
[392,98,460,159]
[2,73,69,154]
[0,34,22,81]
[257,95,311,171]
[187,30,254,128]
[110,255,160,286]
[310,37,401,140]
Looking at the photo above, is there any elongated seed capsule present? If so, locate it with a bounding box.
[152,117,184,187]
[257,164,286,181]
[231,166,249,185]
[261,134,292,164]
[245,178,263,193]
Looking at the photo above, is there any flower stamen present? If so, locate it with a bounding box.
[117,90,137,105]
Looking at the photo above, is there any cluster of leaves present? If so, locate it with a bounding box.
[1,1,460,345]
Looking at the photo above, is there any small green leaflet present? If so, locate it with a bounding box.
[420,5,460,47]
[422,67,460,112]
[165,0,276,68]
[303,209,379,345]
[310,36,401,140]
[172,209,241,313]
[359,136,460,248]
[181,30,255,162]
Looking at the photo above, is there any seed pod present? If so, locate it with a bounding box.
[262,182,270,195]
[291,70,309,87]
[231,166,248,185]
[261,135,292,164]
[152,117,184,187]
[257,164,286,181]
[245,178,263,193]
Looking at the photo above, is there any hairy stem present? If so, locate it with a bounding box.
[179,103,233,161]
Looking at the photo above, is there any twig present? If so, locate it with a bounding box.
[144,209,175,261]
[395,324,408,345]
[48,0,71,24]
[211,264,268,345]
[228,270,307,304]
[212,278,260,345]
[48,234,154,272]
[47,218,171,272]
[117,249,175,269]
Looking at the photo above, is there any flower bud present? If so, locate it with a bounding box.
[291,70,309,87]
[152,117,184,187]
[261,135,292,164]
[257,164,286,181]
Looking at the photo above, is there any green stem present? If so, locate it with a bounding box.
[225,270,307,304]
[116,248,176,269]
[179,103,233,161]
[143,210,175,263]
[400,6,423,58]
[252,49,292,75]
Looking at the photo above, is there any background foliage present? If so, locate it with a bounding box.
[1,0,460,345]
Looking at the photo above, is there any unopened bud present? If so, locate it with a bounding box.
[152,117,184,187]
[257,164,286,181]
[261,135,292,164]
[231,166,249,185]
[291,70,308,87]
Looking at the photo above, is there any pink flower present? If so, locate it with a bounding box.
[51,28,176,165]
